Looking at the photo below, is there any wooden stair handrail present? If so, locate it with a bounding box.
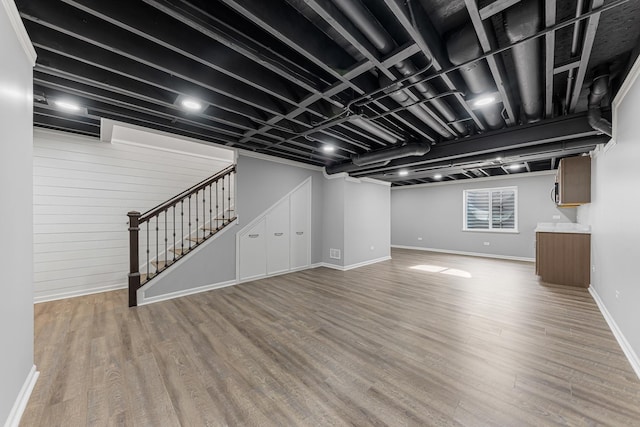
[128,164,236,307]
[139,164,235,223]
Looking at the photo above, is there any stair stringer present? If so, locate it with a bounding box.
[137,218,239,305]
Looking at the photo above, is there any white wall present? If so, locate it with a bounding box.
[142,160,392,301]
[322,177,345,267]
[391,172,576,260]
[143,153,325,299]
[0,0,37,424]
[580,58,640,376]
[321,175,391,268]
[344,179,391,266]
[33,129,232,301]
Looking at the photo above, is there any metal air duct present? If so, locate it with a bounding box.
[349,116,400,143]
[332,0,467,136]
[504,0,543,123]
[379,76,454,138]
[446,24,505,130]
[352,142,430,166]
[326,142,430,174]
[587,72,612,137]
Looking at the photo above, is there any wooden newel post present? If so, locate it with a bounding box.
[128,211,141,307]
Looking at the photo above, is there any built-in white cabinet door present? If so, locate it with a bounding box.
[239,218,266,281]
[266,198,290,275]
[290,182,311,270]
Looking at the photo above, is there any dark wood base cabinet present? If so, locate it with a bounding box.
[536,232,591,287]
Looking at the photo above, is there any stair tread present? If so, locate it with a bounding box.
[170,247,190,256]
[187,236,206,243]
[140,273,155,283]
[151,260,174,269]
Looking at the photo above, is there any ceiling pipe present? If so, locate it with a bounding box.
[331,0,468,137]
[326,141,430,174]
[364,139,600,181]
[587,70,612,137]
[504,0,543,123]
[379,76,454,138]
[446,24,505,130]
[352,142,430,166]
[349,116,400,143]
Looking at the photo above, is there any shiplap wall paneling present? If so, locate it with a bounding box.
[33,130,232,301]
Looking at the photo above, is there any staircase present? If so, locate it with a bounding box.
[127,165,236,307]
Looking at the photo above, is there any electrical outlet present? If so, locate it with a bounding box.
[553,215,561,220]
[616,290,620,299]
[417,237,423,241]
[592,265,596,272]
[483,242,490,246]
[370,246,375,251]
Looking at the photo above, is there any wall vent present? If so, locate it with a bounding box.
[329,248,341,259]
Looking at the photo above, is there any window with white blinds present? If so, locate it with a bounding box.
[463,187,518,232]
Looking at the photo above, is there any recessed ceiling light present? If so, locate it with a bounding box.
[473,95,496,107]
[398,170,409,176]
[323,145,335,152]
[54,100,81,111]
[509,164,522,170]
[181,98,203,111]
[434,174,443,179]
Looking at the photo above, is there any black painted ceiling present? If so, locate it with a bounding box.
[16,0,640,185]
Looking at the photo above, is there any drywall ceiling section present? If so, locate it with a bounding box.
[102,119,235,163]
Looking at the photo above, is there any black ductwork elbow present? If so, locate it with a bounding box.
[504,0,543,123]
[325,142,431,175]
[587,73,612,137]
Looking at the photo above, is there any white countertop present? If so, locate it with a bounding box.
[535,222,591,234]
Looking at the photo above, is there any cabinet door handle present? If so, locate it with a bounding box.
[248,234,259,238]
[296,231,304,235]
[274,232,284,236]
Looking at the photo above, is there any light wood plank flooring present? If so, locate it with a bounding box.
[22,248,640,426]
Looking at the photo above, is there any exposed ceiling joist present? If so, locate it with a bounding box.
[569,0,605,113]
[544,0,557,118]
[15,0,639,185]
[463,0,517,125]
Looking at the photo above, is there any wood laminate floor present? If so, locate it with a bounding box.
[22,249,640,426]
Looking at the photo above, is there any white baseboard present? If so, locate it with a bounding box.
[4,365,39,427]
[236,263,315,285]
[142,262,318,305]
[34,283,127,304]
[140,255,389,305]
[315,255,392,271]
[391,245,535,263]
[589,286,640,380]
[140,279,237,306]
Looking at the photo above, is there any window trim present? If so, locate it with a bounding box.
[462,186,519,233]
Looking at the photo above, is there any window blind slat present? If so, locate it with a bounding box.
[466,190,490,229]
[465,187,517,231]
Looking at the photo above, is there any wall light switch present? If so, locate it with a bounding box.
[370,246,375,251]
[483,242,490,246]
[417,237,423,241]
